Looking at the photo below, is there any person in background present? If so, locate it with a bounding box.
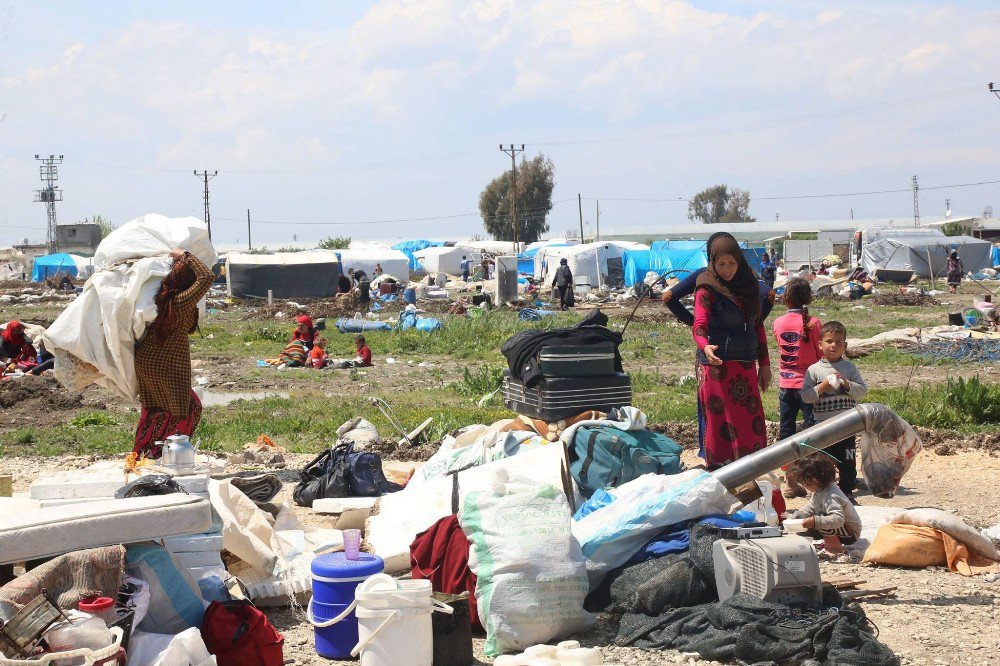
[1,321,37,372]
[58,273,75,292]
[308,336,329,368]
[373,262,383,277]
[356,272,371,305]
[552,257,573,310]
[759,252,777,289]
[291,314,315,351]
[133,248,214,459]
[801,321,868,498]
[337,273,352,294]
[772,277,822,498]
[692,233,771,468]
[946,250,965,294]
[355,335,372,367]
[30,340,55,375]
[782,454,862,555]
[460,255,471,282]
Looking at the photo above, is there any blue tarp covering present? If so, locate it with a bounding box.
[622,249,707,286]
[992,245,1000,268]
[650,240,705,252]
[31,253,78,282]
[640,242,767,284]
[393,240,445,271]
[517,257,535,275]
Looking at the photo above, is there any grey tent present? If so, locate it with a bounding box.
[226,250,341,299]
[860,228,992,278]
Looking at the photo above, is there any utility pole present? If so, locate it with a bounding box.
[247,209,252,251]
[989,82,1000,102]
[775,212,779,222]
[193,170,218,239]
[850,208,854,220]
[499,144,524,249]
[912,175,920,227]
[945,198,952,219]
[34,154,64,253]
[595,200,600,241]
[578,193,584,241]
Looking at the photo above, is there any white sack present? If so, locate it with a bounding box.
[892,508,1000,561]
[460,470,593,657]
[364,442,567,573]
[571,469,735,588]
[127,628,216,666]
[43,215,216,400]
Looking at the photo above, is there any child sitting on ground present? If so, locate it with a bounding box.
[308,336,329,368]
[800,321,868,497]
[354,335,372,367]
[782,454,862,554]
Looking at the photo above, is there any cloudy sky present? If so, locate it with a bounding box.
[2,1,999,247]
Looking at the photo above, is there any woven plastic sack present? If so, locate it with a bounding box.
[892,508,999,561]
[858,410,922,498]
[459,470,593,657]
[571,469,735,588]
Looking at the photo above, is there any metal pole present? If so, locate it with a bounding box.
[578,193,584,241]
[247,209,252,251]
[712,403,902,492]
[596,200,600,241]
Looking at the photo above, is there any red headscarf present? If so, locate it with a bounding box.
[2,321,25,347]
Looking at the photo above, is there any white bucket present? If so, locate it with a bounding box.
[350,579,452,666]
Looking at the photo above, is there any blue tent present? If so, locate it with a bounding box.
[651,240,705,252]
[622,249,707,287]
[31,253,78,282]
[992,245,1000,268]
[392,240,445,271]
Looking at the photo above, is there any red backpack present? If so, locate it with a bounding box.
[202,600,284,666]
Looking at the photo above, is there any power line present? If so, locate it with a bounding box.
[499,143,525,247]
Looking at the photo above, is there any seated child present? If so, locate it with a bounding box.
[308,336,329,368]
[355,335,372,367]
[782,454,862,554]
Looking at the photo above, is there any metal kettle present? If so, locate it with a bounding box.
[162,434,197,467]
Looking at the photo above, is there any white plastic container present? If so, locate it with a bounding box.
[784,518,808,533]
[350,578,452,666]
[0,627,122,666]
[557,646,603,665]
[523,645,559,659]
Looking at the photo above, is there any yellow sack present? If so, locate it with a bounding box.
[863,524,1000,576]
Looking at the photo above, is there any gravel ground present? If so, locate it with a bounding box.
[2,447,999,665]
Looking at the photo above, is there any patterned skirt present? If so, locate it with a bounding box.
[133,389,203,459]
[697,360,767,467]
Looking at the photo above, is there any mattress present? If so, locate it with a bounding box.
[0,494,212,564]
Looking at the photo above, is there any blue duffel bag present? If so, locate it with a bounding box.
[569,425,683,498]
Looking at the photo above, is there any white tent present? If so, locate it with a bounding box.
[336,247,410,279]
[69,254,94,280]
[461,240,517,255]
[524,238,581,254]
[226,250,341,298]
[534,241,650,291]
[413,246,483,274]
[783,240,835,269]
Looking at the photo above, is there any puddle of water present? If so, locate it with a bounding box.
[199,390,290,407]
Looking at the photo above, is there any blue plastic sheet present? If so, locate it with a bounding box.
[393,240,445,271]
[622,250,706,286]
[415,317,442,331]
[31,253,78,282]
[992,245,1000,268]
[336,318,393,333]
[518,308,556,320]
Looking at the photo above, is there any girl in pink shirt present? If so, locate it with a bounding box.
[772,277,822,497]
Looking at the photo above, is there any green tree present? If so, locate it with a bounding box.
[941,221,968,237]
[318,236,351,249]
[82,214,115,238]
[479,154,555,243]
[687,185,756,224]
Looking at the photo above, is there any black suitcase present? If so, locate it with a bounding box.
[538,342,616,378]
[503,371,632,421]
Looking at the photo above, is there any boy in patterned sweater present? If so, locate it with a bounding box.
[800,321,868,497]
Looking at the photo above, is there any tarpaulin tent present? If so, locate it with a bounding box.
[339,244,410,279]
[226,250,341,298]
[784,240,835,270]
[31,253,78,282]
[622,250,707,287]
[648,240,765,272]
[414,246,483,274]
[860,231,992,278]
[650,240,705,252]
[992,245,1000,268]
[519,242,572,276]
[534,241,649,291]
[392,240,445,271]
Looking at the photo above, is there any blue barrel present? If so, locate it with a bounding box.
[403,287,417,305]
[311,552,384,659]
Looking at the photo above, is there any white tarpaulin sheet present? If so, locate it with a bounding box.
[534,241,648,291]
[861,234,992,278]
[413,246,483,274]
[783,240,834,269]
[43,214,217,401]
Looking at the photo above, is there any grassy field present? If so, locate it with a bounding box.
[2,283,998,457]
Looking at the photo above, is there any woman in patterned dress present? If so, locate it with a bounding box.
[692,233,772,468]
[132,249,215,458]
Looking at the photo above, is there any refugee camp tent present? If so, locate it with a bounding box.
[992,244,1000,268]
[649,239,766,270]
[392,240,445,271]
[463,240,517,255]
[860,229,992,278]
[31,253,79,282]
[337,246,410,280]
[535,241,650,291]
[519,239,580,276]
[226,250,341,298]
[413,246,483,274]
[784,240,835,270]
[622,249,708,287]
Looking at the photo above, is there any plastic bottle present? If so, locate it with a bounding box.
[78,597,117,626]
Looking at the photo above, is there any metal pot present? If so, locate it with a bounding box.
[162,434,196,467]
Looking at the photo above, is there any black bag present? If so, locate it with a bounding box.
[292,444,403,507]
[292,448,350,507]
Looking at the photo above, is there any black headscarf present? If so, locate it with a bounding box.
[695,232,762,323]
